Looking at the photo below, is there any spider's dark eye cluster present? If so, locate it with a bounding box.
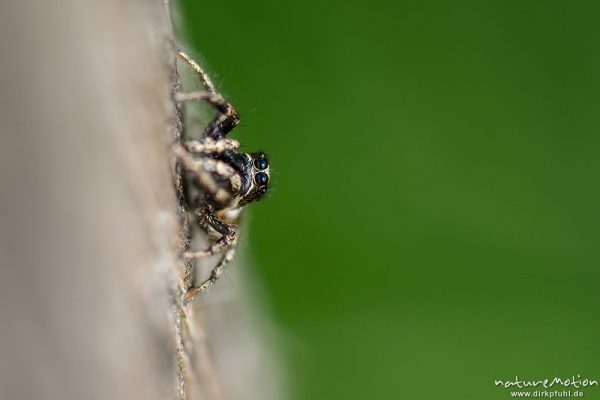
[253,152,269,196]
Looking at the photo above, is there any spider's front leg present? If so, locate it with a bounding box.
[183,137,239,155]
[175,49,240,139]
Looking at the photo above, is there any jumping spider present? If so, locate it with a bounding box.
[173,48,270,303]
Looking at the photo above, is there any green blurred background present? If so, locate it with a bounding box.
[178,1,600,398]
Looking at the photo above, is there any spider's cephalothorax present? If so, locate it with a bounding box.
[172,48,271,303]
[219,150,270,207]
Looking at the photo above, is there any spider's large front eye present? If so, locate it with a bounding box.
[254,157,268,170]
[255,172,269,185]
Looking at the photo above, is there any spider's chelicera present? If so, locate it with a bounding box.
[172,48,271,302]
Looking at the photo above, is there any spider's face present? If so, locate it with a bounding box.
[238,151,270,205]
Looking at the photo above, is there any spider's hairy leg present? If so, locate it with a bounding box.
[184,207,238,303]
[175,91,228,111]
[175,90,240,139]
[176,48,217,93]
[183,207,237,261]
[183,137,240,154]
[172,143,237,205]
[174,50,240,139]
[185,243,238,303]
